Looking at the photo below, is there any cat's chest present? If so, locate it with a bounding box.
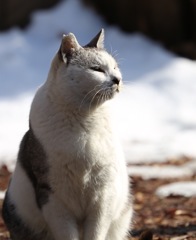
[47,128,116,184]
[48,148,110,190]
[48,152,111,215]
[41,116,116,168]
[32,106,120,196]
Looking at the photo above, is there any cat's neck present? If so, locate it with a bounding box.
[29,85,115,161]
[30,83,113,134]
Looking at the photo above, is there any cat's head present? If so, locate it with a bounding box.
[50,29,122,111]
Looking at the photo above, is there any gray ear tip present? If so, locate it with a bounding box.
[60,32,81,56]
[99,28,104,36]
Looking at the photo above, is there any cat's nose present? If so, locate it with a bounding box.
[112,77,121,85]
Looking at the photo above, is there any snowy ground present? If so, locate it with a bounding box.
[0,0,196,196]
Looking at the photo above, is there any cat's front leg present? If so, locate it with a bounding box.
[42,195,79,240]
[83,207,112,240]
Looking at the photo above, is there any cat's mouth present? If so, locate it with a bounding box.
[80,84,120,110]
[95,84,120,101]
[110,81,121,94]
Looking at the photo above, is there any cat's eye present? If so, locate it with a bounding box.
[90,66,105,73]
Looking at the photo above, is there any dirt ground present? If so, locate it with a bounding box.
[0,158,195,240]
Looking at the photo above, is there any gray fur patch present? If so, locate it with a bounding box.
[18,128,51,208]
[68,48,108,68]
[2,193,52,240]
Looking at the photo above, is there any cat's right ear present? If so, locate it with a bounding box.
[85,29,104,49]
[58,33,81,62]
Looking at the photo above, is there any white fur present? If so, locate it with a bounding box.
[8,162,47,232]
[9,35,132,240]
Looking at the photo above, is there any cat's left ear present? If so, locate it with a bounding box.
[85,29,104,49]
[59,33,81,61]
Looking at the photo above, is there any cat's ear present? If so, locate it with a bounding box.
[58,33,81,61]
[85,29,104,49]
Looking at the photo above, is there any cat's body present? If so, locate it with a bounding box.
[3,30,132,240]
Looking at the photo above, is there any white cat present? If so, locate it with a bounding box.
[3,29,133,240]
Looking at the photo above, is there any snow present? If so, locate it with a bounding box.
[156,182,196,197]
[0,0,196,195]
[128,157,196,180]
[128,165,193,180]
[0,94,31,170]
[0,191,5,200]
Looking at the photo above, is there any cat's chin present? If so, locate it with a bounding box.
[101,86,119,99]
[108,85,120,97]
[96,89,119,104]
[106,90,118,100]
[82,91,117,110]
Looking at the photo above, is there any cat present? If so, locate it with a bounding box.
[2,29,133,240]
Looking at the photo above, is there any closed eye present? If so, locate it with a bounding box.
[90,66,105,73]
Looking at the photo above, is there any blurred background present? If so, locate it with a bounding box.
[1,0,196,58]
[0,0,196,194]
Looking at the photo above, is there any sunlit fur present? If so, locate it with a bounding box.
[3,31,132,240]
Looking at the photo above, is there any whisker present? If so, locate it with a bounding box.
[109,45,117,56]
[103,90,108,103]
[78,83,103,112]
[79,82,119,112]
[88,88,104,113]
[112,50,119,59]
[106,89,111,100]
[96,93,102,110]
[98,89,107,108]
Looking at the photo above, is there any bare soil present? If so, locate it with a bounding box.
[0,159,195,240]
